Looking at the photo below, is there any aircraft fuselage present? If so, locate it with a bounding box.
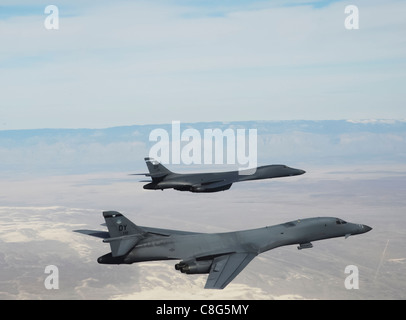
[142,164,306,192]
[97,217,371,265]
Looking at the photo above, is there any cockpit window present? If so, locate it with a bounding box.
[336,219,347,225]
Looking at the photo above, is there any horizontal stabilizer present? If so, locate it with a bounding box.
[129,173,151,177]
[140,226,200,236]
[73,229,109,239]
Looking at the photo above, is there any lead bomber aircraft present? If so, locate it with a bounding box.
[74,211,371,289]
[134,157,306,193]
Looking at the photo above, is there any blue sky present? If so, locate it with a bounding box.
[0,0,405,129]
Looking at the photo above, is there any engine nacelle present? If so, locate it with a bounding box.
[143,183,158,190]
[191,183,232,193]
[175,259,212,274]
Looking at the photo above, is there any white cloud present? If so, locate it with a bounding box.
[1,1,405,129]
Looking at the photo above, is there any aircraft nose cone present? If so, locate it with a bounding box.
[363,225,372,233]
[289,168,306,176]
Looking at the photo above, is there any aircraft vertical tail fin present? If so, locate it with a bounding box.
[102,211,146,257]
[144,157,173,180]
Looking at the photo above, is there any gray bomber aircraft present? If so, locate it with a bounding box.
[75,211,372,289]
[135,157,306,192]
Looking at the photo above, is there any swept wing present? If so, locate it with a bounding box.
[205,252,257,289]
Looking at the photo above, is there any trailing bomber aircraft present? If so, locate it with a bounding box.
[134,157,305,193]
[74,211,371,289]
